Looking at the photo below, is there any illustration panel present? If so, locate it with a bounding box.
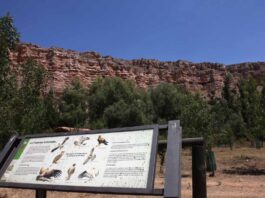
[0,129,154,189]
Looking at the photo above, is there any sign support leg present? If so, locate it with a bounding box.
[164,120,182,198]
[192,145,207,198]
[35,189,46,198]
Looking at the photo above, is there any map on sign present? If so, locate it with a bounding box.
[0,129,155,189]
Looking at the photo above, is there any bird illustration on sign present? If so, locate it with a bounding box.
[51,137,69,152]
[74,136,90,146]
[97,135,108,146]
[36,167,62,182]
[66,164,76,180]
[78,167,99,181]
[52,151,64,164]
[83,147,96,165]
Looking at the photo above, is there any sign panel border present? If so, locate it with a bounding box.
[0,124,159,195]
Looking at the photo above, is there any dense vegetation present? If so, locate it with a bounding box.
[0,14,264,149]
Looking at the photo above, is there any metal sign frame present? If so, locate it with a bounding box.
[0,120,200,198]
[0,124,159,195]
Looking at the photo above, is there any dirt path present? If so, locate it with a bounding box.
[0,147,264,198]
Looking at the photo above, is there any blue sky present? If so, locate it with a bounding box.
[1,0,265,64]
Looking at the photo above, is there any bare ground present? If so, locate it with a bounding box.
[0,147,264,198]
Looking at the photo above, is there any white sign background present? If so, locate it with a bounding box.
[1,129,154,189]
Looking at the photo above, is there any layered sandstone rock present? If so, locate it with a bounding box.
[9,43,265,99]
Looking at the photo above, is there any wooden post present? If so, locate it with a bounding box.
[35,189,46,198]
[192,145,207,198]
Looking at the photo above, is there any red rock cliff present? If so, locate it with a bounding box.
[9,43,265,99]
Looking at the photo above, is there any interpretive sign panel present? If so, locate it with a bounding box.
[0,125,158,194]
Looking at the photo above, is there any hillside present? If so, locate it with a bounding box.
[10,43,265,99]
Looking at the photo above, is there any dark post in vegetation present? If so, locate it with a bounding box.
[192,145,207,198]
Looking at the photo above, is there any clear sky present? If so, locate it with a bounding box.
[1,0,265,64]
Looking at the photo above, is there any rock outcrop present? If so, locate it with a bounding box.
[9,43,265,99]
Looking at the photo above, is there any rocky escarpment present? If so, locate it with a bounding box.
[9,43,265,99]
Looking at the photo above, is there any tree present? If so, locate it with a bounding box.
[43,90,60,129]
[260,82,265,146]
[222,72,239,111]
[239,77,262,147]
[0,14,58,147]
[180,94,212,139]
[59,78,89,127]
[149,83,183,123]
[0,13,19,85]
[103,96,152,128]
[150,83,211,139]
[12,58,56,134]
[0,13,19,147]
[211,72,244,149]
[88,77,153,129]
